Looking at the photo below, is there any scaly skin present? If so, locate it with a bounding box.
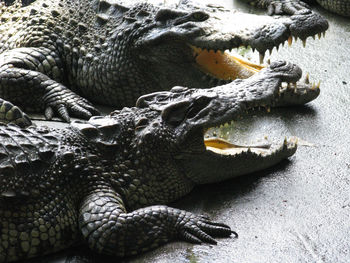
[0,61,316,262]
[0,0,327,125]
[315,0,350,16]
[243,0,350,17]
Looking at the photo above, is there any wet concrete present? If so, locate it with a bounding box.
[31,1,350,263]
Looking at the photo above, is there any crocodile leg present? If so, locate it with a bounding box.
[79,189,233,257]
[241,0,311,15]
[0,47,100,124]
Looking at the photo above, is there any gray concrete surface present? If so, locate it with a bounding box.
[30,1,350,263]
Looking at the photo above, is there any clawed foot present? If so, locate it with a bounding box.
[176,212,237,244]
[43,85,101,122]
[266,0,310,15]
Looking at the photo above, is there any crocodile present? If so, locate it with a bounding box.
[242,0,350,17]
[0,0,328,127]
[0,61,318,262]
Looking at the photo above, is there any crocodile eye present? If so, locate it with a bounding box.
[191,11,208,22]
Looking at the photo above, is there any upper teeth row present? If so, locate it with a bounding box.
[195,30,326,65]
[259,31,327,64]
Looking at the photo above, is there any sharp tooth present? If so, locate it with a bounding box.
[311,82,316,90]
[312,35,316,40]
[305,73,310,84]
[259,52,265,64]
[288,36,293,46]
[302,38,307,48]
[323,31,326,38]
[316,81,321,89]
[318,33,321,39]
[294,36,298,42]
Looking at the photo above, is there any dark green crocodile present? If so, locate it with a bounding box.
[243,0,350,17]
[0,61,318,262]
[0,0,327,126]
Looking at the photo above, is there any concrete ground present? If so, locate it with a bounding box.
[31,1,350,263]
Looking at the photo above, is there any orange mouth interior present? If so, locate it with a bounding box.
[204,137,271,155]
[191,45,264,80]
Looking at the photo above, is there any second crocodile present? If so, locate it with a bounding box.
[0,61,316,262]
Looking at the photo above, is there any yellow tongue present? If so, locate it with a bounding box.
[204,138,271,156]
[191,45,264,80]
[204,138,238,149]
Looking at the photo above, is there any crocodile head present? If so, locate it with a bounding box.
[73,62,312,186]
[107,0,328,93]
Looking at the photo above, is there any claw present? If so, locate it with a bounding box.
[182,231,202,244]
[71,105,93,120]
[83,104,101,116]
[44,106,54,120]
[231,230,239,238]
[57,104,70,122]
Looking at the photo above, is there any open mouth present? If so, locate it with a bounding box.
[188,31,324,156]
[190,31,326,83]
[204,136,273,156]
[200,121,299,160]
